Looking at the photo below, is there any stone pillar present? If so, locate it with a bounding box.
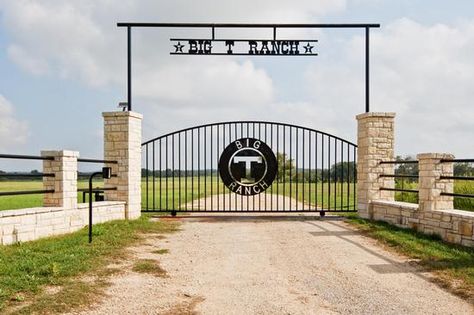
[417,153,454,212]
[356,112,396,218]
[42,150,79,209]
[103,111,142,219]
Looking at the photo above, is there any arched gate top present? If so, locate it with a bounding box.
[142,121,357,147]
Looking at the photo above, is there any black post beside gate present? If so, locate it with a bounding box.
[141,121,357,215]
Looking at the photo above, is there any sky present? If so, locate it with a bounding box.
[0,0,474,171]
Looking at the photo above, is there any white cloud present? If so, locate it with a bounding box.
[0,0,347,88]
[1,1,473,158]
[373,19,474,157]
[7,44,50,75]
[134,59,274,108]
[305,18,474,157]
[0,95,29,150]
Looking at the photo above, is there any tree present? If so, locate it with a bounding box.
[276,153,294,183]
[329,162,357,182]
[454,163,474,176]
[394,155,418,182]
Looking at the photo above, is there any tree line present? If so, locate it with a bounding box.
[394,155,474,181]
[142,153,357,183]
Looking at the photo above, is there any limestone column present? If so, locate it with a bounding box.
[42,150,79,209]
[356,112,396,218]
[417,153,454,212]
[103,111,143,219]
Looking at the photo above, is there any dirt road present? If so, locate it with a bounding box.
[76,206,473,314]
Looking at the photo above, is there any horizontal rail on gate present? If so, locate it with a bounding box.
[78,187,117,192]
[0,153,54,161]
[440,159,474,163]
[0,173,55,178]
[380,174,418,179]
[380,187,419,193]
[141,121,357,147]
[77,173,117,178]
[0,154,118,164]
[77,158,118,164]
[0,154,57,197]
[379,160,418,164]
[0,189,55,197]
[440,176,474,181]
[441,192,474,198]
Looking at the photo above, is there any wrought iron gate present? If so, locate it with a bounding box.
[142,121,357,214]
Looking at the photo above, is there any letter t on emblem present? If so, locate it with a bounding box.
[233,156,262,183]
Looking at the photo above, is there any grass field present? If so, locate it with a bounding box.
[0,214,178,313]
[0,180,105,211]
[0,177,357,212]
[1,177,473,212]
[142,176,357,211]
[394,180,474,211]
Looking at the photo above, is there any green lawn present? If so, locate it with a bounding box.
[141,176,357,211]
[2,177,474,212]
[0,180,107,211]
[395,180,474,211]
[0,214,178,313]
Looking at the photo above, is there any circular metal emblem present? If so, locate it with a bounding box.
[219,138,277,196]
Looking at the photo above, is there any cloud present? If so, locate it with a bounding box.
[7,44,50,75]
[1,2,473,158]
[134,59,274,108]
[305,18,474,157]
[0,95,29,150]
[0,0,347,88]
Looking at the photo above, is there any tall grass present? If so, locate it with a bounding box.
[395,180,474,211]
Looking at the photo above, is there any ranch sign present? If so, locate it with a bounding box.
[170,39,318,56]
[219,138,278,196]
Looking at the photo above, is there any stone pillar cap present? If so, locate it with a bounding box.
[102,111,143,119]
[41,150,80,158]
[356,112,396,120]
[417,153,455,160]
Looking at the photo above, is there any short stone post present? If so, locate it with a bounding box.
[42,150,79,209]
[103,111,142,219]
[356,112,396,218]
[417,153,454,212]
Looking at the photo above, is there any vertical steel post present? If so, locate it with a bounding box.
[89,172,101,243]
[365,27,370,113]
[127,26,132,111]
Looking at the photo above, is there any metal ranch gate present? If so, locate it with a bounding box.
[142,121,357,215]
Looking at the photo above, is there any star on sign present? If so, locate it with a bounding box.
[303,43,314,54]
[174,42,185,53]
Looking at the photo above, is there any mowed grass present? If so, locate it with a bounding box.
[395,180,474,211]
[0,214,178,313]
[2,177,474,212]
[346,214,474,302]
[141,176,356,211]
[0,180,110,211]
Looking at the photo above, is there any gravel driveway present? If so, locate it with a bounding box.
[76,197,473,315]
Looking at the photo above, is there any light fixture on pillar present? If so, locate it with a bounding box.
[118,102,128,111]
